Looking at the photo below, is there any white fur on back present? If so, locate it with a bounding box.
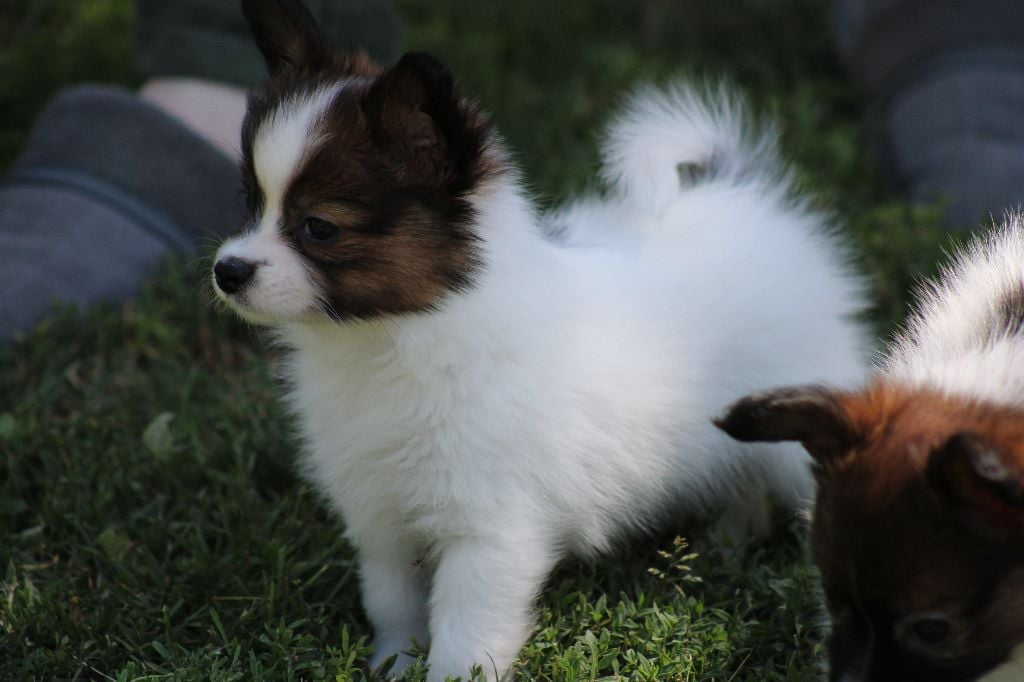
[884,215,1024,406]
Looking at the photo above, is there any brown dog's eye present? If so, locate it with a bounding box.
[302,217,340,245]
[895,611,961,659]
[910,617,952,645]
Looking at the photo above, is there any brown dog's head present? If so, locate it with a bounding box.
[716,384,1024,681]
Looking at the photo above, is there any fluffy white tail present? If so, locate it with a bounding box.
[601,83,780,214]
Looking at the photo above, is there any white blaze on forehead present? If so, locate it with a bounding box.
[213,85,347,323]
[253,85,341,222]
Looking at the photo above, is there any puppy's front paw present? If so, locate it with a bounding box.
[370,641,421,680]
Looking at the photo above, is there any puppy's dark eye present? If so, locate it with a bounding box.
[895,612,961,658]
[302,217,340,244]
[910,617,952,645]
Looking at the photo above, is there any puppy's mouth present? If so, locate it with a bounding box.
[210,261,330,326]
[210,258,277,324]
[211,275,276,325]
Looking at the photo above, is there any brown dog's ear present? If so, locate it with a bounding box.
[713,385,859,463]
[927,432,1024,534]
[363,52,471,187]
[242,0,328,79]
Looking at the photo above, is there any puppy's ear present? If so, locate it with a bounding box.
[927,432,1024,534]
[363,52,467,187]
[242,0,328,79]
[714,385,859,463]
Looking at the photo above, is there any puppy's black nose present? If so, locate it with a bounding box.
[214,257,256,294]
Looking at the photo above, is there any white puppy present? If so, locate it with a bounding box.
[213,1,868,679]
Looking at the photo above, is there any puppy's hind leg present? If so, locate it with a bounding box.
[757,440,816,518]
[712,483,773,545]
[711,441,814,546]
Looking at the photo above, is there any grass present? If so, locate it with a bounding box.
[0,0,958,679]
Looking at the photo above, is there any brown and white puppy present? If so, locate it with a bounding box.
[212,0,868,679]
[717,217,1024,682]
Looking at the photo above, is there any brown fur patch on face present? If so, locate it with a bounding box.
[814,385,1024,679]
[239,51,506,320]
